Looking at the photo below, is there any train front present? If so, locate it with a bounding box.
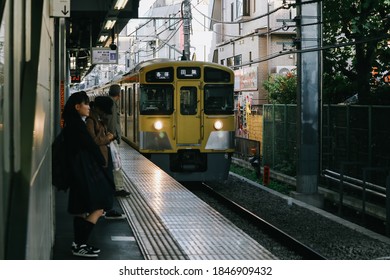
[138,61,235,181]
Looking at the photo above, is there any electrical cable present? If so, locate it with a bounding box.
[234,33,390,68]
[191,0,322,25]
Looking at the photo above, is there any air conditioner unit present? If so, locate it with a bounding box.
[276,66,296,75]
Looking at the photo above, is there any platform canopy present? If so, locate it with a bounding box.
[67,0,140,76]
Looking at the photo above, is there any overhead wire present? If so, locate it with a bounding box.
[235,33,390,68]
[191,0,387,69]
[154,21,184,54]
[128,0,387,69]
[190,0,329,47]
[128,4,184,57]
[191,0,322,25]
[191,8,324,46]
[132,0,323,59]
[128,3,182,42]
[134,21,184,58]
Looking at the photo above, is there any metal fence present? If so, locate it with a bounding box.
[322,105,390,184]
[262,104,390,234]
[262,104,390,185]
[234,137,261,160]
[262,104,297,176]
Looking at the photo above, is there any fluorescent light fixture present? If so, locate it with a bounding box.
[114,0,128,9]
[104,19,116,30]
[70,56,76,70]
[99,35,108,42]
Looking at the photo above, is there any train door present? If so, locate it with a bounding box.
[134,84,139,144]
[123,86,128,137]
[176,82,200,145]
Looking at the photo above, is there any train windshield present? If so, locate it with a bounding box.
[140,85,174,115]
[204,84,234,115]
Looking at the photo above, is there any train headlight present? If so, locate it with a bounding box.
[153,120,163,130]
[213,120,223,130]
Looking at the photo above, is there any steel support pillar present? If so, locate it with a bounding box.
[296,1,322,194]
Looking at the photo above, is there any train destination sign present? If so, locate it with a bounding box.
[92,48,118,64]
[177,67,201,79]
[146,67,174,82]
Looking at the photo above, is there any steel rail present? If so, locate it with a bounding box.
[200,182,327,260]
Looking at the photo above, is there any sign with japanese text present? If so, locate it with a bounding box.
[92,48,118,64]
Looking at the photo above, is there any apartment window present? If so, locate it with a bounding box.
[236,0,250,18]
[169,14,176,30]
[234,54,242,67]
[231,3,234,21]
[245,0,250,16]
[169,46,176,59]
[227,57,234,66]
[212,49,218,63]
[220,59,225,65]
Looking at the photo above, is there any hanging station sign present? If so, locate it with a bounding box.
[50,0,71,18]
[91,48,118,64]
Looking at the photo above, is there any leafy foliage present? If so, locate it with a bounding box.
[263,72,297,104]
[323,0,390,104]
[263,1,390,105]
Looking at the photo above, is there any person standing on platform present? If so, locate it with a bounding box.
[62,91,114,257]
[86,100,115,170]
[106,84,131,198]
[89,97,126,220]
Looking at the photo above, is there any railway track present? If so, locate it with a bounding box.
[185,182,326,260]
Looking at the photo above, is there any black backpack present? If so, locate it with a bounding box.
[51,130,70,191]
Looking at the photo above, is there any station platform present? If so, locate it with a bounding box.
[52,143,276,260]
[52,190,144,260]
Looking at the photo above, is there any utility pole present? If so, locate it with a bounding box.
[182,0,192,60]
[296,1,322,196]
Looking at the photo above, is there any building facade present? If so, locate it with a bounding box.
[209,0,297,140]
[127,0,213,70]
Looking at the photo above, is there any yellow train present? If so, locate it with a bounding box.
[87,59,235,181]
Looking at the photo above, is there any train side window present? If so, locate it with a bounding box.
[120,89,125,114]
[127,87,132,116]
[180,87,197,115]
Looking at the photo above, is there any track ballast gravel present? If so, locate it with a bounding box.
[202,173,390,260]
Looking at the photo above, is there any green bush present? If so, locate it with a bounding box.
[263,72,297,104]
[230,163,294,195]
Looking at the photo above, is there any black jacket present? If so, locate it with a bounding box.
[63,116,114,214]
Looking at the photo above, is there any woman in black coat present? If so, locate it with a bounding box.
[62,91,114,257]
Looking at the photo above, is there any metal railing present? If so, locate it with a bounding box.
[234,137,261,177]
[322,164,390,236]
[234,137,261,160]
